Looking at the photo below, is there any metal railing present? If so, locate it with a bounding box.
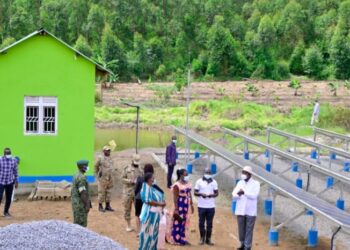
[267,127,350,159]
[314,127,350,151]
[223,128,350,185]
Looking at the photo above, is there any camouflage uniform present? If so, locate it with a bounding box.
[122,164,142,221]
[71,171,90,227]
[94,155,114,203]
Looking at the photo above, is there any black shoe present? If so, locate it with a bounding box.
[98,203,105,212]
[244,248,251,250]
[105,202,114,212]
[4,212,11,217]
[206,230,214,246]
[237,244,245,250]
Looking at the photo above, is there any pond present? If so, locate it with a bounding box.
[95,128,173,151]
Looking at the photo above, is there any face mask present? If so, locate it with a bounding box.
[5,155,12,159]
[184,176,190,182]
[204,174,212,179]
[172,140,177,144]
[153,179,157,185]
[85,166,90,172]
[241,174,248,180]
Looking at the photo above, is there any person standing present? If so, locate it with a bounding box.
[0,148,18,217]
[94,145,115,212]
[135,164,154,234]
[138,172,166,250]
[71,160,91,227]
[232,166,260,250]
[166,135,177,189]
[311,100,320,126]
[194,167,219,246]
[168,168,194,245]
[122,154,143,232]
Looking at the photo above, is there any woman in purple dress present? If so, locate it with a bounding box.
[168,168,194,245]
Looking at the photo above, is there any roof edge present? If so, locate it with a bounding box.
[0,28,112,74]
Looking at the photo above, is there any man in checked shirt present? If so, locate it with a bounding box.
[0,148,18,217]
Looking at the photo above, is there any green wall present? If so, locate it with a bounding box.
[0,35,95,181]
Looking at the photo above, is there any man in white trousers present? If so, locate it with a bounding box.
[232,166,260,250]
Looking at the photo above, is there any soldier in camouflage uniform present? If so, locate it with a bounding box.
[94,146,114,212]
[122,154,142,232]
[71,160,91,227]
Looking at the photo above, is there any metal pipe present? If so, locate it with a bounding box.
[275,210,305,230]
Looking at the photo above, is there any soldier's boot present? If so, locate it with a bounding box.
[98,203,105,212]
[105,202,115,212]
[206,230,214,246]
[199,230,206,245]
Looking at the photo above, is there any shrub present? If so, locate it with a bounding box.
[288,79,302,96]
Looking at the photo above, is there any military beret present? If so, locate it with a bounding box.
[77,160,89,167]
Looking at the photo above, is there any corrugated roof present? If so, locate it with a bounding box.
[0,28,112,74]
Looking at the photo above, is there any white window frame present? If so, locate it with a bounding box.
[24,96,58,135]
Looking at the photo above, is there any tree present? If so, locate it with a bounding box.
[74,35,92,58]
[289,41,305,75]
[330,1,350,79]
[40,0,70,42]
[288,79,301,96]
[0,37,15,49]
[328,82,339,96]
[206,15,249,78]
[9,0,35,39]
[67,0,89,43]
[101,25,127,80]
[303,46,325,79]
[83,4,105,47]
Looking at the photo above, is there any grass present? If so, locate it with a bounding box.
[95,99,350,136]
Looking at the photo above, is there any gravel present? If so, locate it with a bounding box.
[0,220,126,250]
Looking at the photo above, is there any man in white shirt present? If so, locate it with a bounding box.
[194,167,219,246]
[232,166,260,250]
[311,100,320,125]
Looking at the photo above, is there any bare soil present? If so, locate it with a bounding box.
[99,81,350,110]
[0,151,333,250]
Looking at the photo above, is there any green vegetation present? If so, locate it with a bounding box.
[3,0,350,81]
[95,100,350,134]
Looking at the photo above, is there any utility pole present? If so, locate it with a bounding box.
[185,67,191,165]
[123,102,140,154]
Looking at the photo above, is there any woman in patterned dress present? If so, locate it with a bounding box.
[138,173,166,250]
[169,168,194,245]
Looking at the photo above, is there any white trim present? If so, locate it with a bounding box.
[24,96,58,136]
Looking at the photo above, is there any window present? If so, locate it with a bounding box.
[24,97,57,135]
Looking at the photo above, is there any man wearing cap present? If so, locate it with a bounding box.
[94,146,115,212]
[0,148,18,217]
[122,154,143,232]
[72,160,91,227]
[166,135,177,188]
[232,166,260,250]
[194,167,219,246]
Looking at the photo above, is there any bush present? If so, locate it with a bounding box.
[155,64,167,79]
[276,61,290,79]
[303,46,325,79]
[174,68,187,91]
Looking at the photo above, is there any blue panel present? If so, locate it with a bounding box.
[264,199,272,216]
[308,230,318,247]
[19,175,95,183]
[269,230,279,246]
[210,163,217,174]
[194,151,200,159]
[231,200,237,214]
[186,163,193,174]
[265,163,271,172]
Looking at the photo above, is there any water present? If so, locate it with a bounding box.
[95,128,172,151]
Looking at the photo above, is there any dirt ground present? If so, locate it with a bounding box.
[99,81,350,110]
[0,151,333,250]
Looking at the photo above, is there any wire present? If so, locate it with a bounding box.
[330,226,341,250]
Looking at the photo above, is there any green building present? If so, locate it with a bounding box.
[0,29,109,183]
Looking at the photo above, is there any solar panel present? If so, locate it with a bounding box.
[175,127,350,229]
